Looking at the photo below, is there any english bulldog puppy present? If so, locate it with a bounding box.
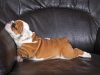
[5,20,91,62]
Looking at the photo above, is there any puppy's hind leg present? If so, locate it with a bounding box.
[61,43,79,59]
[61,43,91,59]
[75,48,91,58]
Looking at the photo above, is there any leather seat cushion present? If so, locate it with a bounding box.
[10,54,100,75]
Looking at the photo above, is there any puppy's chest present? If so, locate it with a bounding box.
[15,34,33,47]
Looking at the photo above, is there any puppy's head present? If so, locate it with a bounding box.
[11,20,24,35]
[5,20,30,38]
[5,19,30,34]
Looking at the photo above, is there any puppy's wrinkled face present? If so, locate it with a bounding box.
[5,20,25,39]
[5,20,24,35]
[5,20,31,40]
[11,20,24,35]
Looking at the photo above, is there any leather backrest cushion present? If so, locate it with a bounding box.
[0,0,99,54]
[20,8,98,53]
[95,28,100,54]
[0,29,17,73]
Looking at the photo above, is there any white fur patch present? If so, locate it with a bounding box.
[17,56,23,62]
[79,52,91,58]
[29,54,71,61]
[30,54,70,61]
[45,38,51,40]
[29,57,45,61]
[32,41,38,43]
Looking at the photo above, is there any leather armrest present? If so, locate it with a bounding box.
[0,29,17,74]
[0,61,6,75]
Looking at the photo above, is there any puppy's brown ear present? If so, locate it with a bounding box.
[12,20,24,34]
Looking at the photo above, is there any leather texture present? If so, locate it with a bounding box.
[0,29,17,75]
[20,8,97,53]
[0,0,100,75]
[10,54,100,75]
[95,28,100,54]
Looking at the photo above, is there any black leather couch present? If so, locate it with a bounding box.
[0,0,100,75]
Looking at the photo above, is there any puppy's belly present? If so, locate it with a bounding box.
[29,55,66,61]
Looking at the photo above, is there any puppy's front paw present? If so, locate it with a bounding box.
[17,56,23,62]
[79,52,91,58]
